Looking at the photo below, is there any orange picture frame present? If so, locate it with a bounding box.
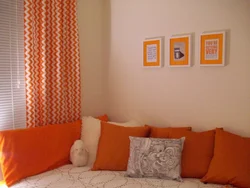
[143,38,163,67]
[169,35,191,67]
[200,31,226,66]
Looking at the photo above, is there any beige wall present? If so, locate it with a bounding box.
[105,0,250,136]
[78,0,250,136]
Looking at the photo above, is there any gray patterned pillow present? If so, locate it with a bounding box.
[126,136,185,181]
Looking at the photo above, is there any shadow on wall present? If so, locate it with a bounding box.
[78,0,111,116]
[103,0,111,114]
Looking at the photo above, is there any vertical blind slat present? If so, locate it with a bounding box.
[0,0,26,130]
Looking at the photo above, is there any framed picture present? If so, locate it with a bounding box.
[200,31,226,66]
[169,34,191,67]
[143,37,163,67]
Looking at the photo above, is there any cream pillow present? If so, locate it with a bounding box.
[108,120,142,127]
[81,116,101,166]
[81,116,142,166]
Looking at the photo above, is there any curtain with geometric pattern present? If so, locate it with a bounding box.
[24,0,81,128]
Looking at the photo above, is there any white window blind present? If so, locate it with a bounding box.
[0,0,26,130]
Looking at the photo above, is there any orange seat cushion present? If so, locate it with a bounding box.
[92,122,150,171]
[0,120,81,186]
[201,129,250,188]
[96,114,109,122]
[167,129,217,178]
[147,125,191,137]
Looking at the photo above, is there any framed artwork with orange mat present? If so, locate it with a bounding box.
[169,34,191,67]
[143,37,164,67]
[200,31,226,66]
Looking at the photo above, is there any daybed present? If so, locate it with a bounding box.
[11,165,222,188]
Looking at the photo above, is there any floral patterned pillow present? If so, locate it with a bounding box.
[126,136,185,181]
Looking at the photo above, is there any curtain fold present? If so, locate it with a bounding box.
[24,0,81,128]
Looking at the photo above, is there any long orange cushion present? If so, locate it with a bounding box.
[96,114,109,122]
[0,120,81,187]
[147,125,192,137]
[92,122,150,171]
[167,129,217,178]
[201,129,250,188]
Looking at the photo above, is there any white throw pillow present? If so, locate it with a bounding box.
[81,116,101,166]
[81,116,142,167]
[108,120,142,127]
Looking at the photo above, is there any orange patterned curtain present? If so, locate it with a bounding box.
[24,0,81,128]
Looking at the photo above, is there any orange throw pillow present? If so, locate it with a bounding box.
[92,122,150,171]
[96,114,109,122]
[0,120,81,186]
[147,125,191,137]
[167,129,217,178]
[201,129,250,188]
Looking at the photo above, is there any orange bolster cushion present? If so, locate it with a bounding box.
[147,125,192,137]
[148,125,216,178]
[0,120,82,187]
[167,129,217,178]
[201,129,250,188]
[96,114,109,122]
[92,122,150,171]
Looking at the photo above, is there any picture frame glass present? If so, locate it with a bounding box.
[169,36,190,67]
[143,38,162,67]
[200,32,225,66]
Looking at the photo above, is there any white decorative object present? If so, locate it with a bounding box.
[70,140,88,167]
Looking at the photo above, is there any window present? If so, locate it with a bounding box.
[0,0,26,130]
